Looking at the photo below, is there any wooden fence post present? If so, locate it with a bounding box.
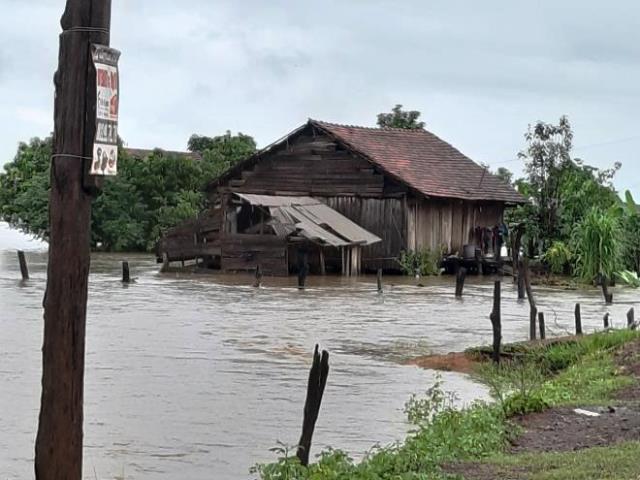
[17,250,29,280]
[530,305,538,341]
[161,252,169,273]
[296,345,329,466]
[254,265,262,288]
[627,308,635,329]
[574,303,583,335]
[455,267,467,297]
[122,261,130,283]
[377,268,383,293]
[489,280,502,364]
[603,312,610,329]
[517,260,525,300]
[601,276,613,304]
[538,311,546,340]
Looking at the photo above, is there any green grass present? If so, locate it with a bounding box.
[253,330,640,480]
[451,442,640,480]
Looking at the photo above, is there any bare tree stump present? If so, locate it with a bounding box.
[604,312,610,329]
[489,281,502,364]
[538,311,546,340]
[296,345,329,466]
[628,308,635,329]
[574,303,583,335]
[17,250,29,280]
[377,268,383,293]
[455,267,467,297]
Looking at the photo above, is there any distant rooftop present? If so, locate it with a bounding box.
[124,147,202,161]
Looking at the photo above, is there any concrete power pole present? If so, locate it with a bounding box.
[35,1,112,479]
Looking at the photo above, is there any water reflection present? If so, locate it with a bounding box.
[1,247,637,479]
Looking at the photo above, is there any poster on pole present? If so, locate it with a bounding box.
[90,44,120,176]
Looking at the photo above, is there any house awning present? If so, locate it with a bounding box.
[234,193,381,247]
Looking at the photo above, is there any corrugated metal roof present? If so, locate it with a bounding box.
[235,193,381,247]
[234,193,319,207]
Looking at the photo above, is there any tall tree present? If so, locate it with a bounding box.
[494,167,514,185]
[377,104,425,130]
[189,130,256,180]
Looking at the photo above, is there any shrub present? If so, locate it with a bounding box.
[572,207,623,283]
[543,241,573,275]
[398,248,441,276]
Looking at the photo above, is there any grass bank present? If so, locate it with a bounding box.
[253,329,640,480]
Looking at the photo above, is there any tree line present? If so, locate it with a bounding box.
[0,131,255,251]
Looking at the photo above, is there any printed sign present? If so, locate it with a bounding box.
[91,44,120,176]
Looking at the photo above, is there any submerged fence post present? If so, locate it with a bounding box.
[517,260,525,300]
[601,276,613,304]
[628,308,635,329]
[574,303,583,336]
[17,250,29,280]
[489,280,502,364]
[253,265,262,288]
[161,253,169,273]
[296,345,329,466]
[538,311,546,340]
[604,312,610,329]
[122,261,130,283]
[455,267,467,297]
[377,268,383,293]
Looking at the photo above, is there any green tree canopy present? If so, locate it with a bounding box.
[377,104,425,130]
[0,130,257,252]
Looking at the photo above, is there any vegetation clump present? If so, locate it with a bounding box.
[254,330,640,479]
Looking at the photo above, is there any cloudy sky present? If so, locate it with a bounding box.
[1,0,639,195]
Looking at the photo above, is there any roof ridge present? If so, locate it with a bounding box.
[310,118,428,133]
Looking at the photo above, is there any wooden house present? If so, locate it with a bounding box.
[158,120,524,275]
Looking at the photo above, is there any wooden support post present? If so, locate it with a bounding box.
[17,250,29,280]
[455,266,467,297]
[538,311,546,340]
[628,308,635,329]
[161,252,169,273]
[603,312,610,329]
[601,276,613,304]
[529,305,538,341]
[489,280,502,364]
[35,1,112,479]
[574,303,583,335]
[319,249,325,276]
[298,252,308,289]
[253,265,262,288]
[121,261,130,283]
[517,260,526,300]
[377,268,383,293]
[296,345,329,466]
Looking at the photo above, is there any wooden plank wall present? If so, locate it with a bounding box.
[219,129,385,198]
[323,197,406,271]
[220,234,288,276]
[410,198,505,254]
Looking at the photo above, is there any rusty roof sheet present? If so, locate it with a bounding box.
[311,120,525,203]
[235,193,381,247]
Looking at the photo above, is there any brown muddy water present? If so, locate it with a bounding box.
[1,226,638,479]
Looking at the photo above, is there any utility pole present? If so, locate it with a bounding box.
[35,1,111,479]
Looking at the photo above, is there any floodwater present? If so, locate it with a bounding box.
[1,223,638,479]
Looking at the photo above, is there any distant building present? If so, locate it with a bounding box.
[158,120,524,275]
